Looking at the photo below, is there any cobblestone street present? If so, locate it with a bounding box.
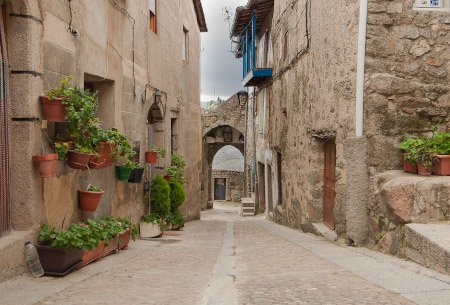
[1,203,450,305]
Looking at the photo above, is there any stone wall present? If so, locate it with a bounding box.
[212,170,244,202]
[1,0,204,280]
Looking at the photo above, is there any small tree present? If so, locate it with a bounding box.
[150,174,170,218]
[169,181,185,212]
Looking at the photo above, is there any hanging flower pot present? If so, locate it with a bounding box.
[164,175,171,181]
[78,188,104,212]
[417,163,432,176]
[145,151,158,164]
[115,165,133,181]
[68,150,92,170]
[128,167,144,183]
[403,160,418,174]
[89,142,114,169]
[40,96,66,122]
[433,155,450,176]
[32,153,58,178]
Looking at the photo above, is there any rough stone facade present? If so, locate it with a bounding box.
[201,94,246,209]
[232,0,450,251]
[211,170,244,202]
[0,0,205,281]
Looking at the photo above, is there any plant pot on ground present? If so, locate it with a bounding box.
[418,163,432,176]
[78,185,104,212]
[101,236,118,257]
[36,245,83,275]
[128,167,144,183]
[118,228,131,250]
[402,159,418,174]
[140,213,163,238]
[32,153,58,178]
[433,155,450,176]
[80,240,105,267]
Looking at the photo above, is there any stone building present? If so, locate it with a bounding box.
[231,0,450,262]
[0,0,206,280]
[211,169,244,202]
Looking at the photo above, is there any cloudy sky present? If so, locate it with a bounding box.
[200,0,247,103]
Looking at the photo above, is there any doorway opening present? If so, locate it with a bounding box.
[267,165,274,213]
[323,139,336,230]
[257,162,265,214]
[214,178,226,200]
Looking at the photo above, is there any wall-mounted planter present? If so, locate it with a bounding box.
[80,241,105,267]
[115,165,133,181]
[140,222,161,238]
[164,175,171,181]
[32,153,58,178]
[89,142,114,169]
[403,160,418,174]
[36,245,82,275]
[433,155,450,176]
[118,228,131,250]
[40,96,66,122]
[68,150,92,170]
[418,163,432,176]
[145,151,158,164]
[78,189,104,212]
[128,167,144,183]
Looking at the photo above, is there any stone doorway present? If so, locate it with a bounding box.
[214,178,226,200]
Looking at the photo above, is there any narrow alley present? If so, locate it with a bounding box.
[1,204,450,305]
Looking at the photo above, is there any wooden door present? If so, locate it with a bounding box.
[323,140,336,230]
[214,178,226,201]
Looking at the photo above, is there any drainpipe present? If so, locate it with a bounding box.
[243,93,249,197]
[355,0,368,137]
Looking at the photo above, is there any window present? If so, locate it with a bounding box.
[149,0,156,33]
[283,31,289,61]
[259,89,265,136]
[171,118,178,155]
[223,126,233,142]
[183,27,189,62]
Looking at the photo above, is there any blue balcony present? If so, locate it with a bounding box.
[236,12,273,87]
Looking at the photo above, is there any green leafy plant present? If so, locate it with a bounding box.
[428,132,450,155]
[149,145,166,158]
[86,185,102,192]
[100,128,136,163]
[117,216,138,240]
[54,142,69,160]
[38,223,101,250]
[150,174,171,218]
[166,209,184,226]
[45,76,72,100]
[141,212,165,230]
[166,153,186,183]
[169,181,185,211]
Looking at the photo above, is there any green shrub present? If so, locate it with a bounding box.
[150,174,170,218]
[169,181,185,211]
[167,209,184,226]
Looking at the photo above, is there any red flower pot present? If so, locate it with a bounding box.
[32,153,58,178]
[89,142,114,169]
[118,228,131,250]
[403,160,418,174]
[80,240,105,267]
[40,96,66,122]
[102,236,118,258]
[78,190,104,212]
[433,155,450,176]
[145,151,158,164]
[418,163,432,176]
[68,150,92,170]
[164,175,171,181]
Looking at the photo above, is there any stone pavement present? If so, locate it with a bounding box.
[1,203,450,305]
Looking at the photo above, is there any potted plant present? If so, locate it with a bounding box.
[399,138,420,174]
[78,185,104,212]
[32,153,58,178]
[429,132,450,176]
[166,209,184,231]
[54,142,69,161]
[100,217,122,257]
[40,76,72,122]
[145,145,166,164]
[128,163,145,184]
[168,181,186,230]
[165,153,186,183]
[139,212,164,238]
[116,216,138,250]
[37,224,93,275]
[89,128,121,169]
[116,159,138,181]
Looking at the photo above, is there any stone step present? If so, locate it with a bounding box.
[311,223,338,242]
[405,223,450,275]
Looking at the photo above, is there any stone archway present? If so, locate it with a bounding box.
[201,94,246,210]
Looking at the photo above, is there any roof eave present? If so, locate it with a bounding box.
[192,0,208,32]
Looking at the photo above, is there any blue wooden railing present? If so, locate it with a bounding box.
[241,14,257,79]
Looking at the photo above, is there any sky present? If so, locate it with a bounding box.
[200,0,247,104]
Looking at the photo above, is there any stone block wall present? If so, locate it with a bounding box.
[212,170,244,202]
[365,0,450,173]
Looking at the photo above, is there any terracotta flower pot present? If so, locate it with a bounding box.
[164,175,171,181]
[78,189,104,212]
[80,240,105,267]
[32,153,58,178]
[145,151,158,164]
[417,163,432,176]
[40,96,66,122]
[102,236,118,258]
[89,142,114,169]
[433,155,450,176]
[68,150,92,170]
[118,228,131,250]
[403,160,418,174]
